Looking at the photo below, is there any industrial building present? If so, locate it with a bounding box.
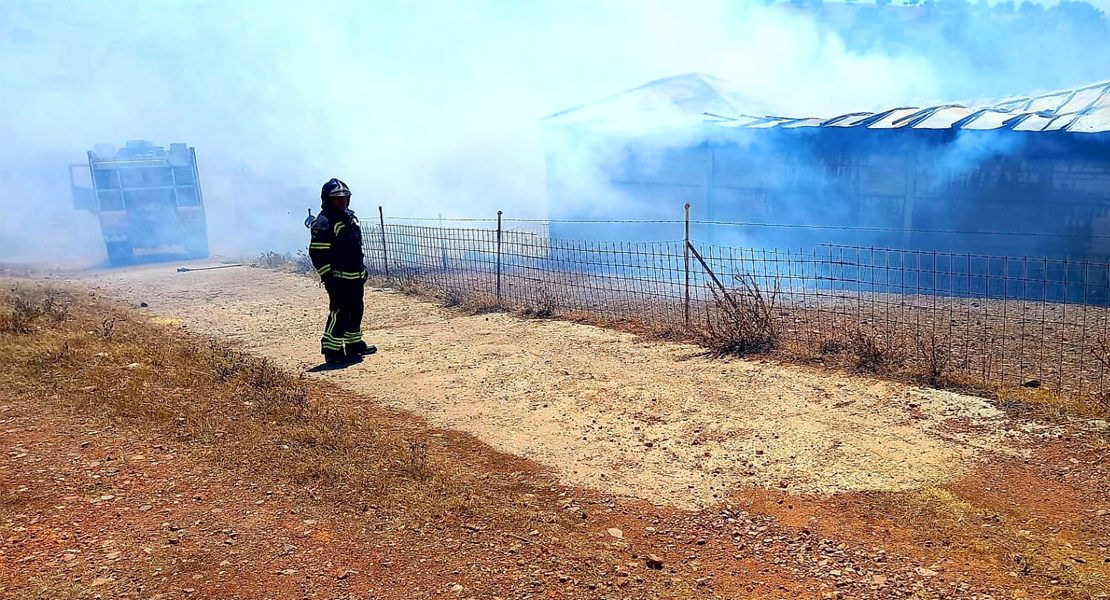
[542,73,1110,261]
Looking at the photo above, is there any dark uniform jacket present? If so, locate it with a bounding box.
[308,208,367,281]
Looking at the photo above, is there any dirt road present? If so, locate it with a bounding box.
[68,261,1040,509]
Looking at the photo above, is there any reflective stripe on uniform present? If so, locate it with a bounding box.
[345,331,363,343]
[309,242,331,250]
[332,269,365,280]
[333,222,346,235]
[317,264,332,275]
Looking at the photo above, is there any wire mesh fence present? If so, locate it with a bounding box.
[362,217,1110,400]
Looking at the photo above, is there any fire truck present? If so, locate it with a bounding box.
[70,140,208,266]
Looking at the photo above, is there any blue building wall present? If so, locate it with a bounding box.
[545,126,1110,262]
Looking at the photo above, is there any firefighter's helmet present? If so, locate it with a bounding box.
[320,178,352,204]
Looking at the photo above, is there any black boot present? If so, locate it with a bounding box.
[323,348,349,365]
[345,341,377,357]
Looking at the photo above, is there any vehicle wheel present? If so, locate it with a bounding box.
[106,241,133,266]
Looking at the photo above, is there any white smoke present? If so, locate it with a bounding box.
[0,0,1101,263]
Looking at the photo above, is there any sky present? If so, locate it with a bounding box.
[0,0,1105,261]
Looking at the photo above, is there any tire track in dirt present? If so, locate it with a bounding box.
[71,262,1040,509]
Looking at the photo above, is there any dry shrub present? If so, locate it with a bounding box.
[387,276,426,296]
[849,326,906,373]
[443,287,465,308]
[817,338,844,355]
[0,286,68,334]
[462,291,509,315]
[914,330,951,385]
[96,316,118,340]
[697,273,780,357]
[254,250,316,275]
[1090,338,1110,416]
[397,440,432,482]
[255,250,291,269]
[521,287,557,319]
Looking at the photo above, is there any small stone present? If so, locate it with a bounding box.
[451,584,464,592]
[140,302,149,308]
[607,528,624,539]
[916,567,938,577]
[140,505,153,512]
[91,577,113,587]
[1022,379,1041,388]
[645,554,664,570]
[105,551,120,560]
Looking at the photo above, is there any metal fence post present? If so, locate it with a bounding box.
[439,213,447,271]
[378,205,389,277]
[684,203,691,329]
[496,210,503,300]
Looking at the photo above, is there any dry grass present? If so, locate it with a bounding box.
[875,487,1109,599]
[913,331,952,386]
[519,286,557,319]
[253,250,315,275]
[267,263,1110,422]
[847,326,908,374]
[0,282,562,532]
[0,285,68,334]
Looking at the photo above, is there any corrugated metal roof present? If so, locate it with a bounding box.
[543,73,777,133]
[719,79,1110,134]
[547,74,1110,135]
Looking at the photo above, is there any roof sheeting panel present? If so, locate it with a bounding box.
[825,113,876,128]
[781,117,825,129]
[1067,106,1110,133]
[548,74,1110,134]
[1058,86,1108,114]
[1025,93,1070,113]
[868,108,923,129]
[1045,114,1077,131]
[960,110,1015,130]
[1012,114,1055,132]
[912,107,975,129]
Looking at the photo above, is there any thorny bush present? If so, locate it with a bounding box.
[697,273,781,357]
[849,326,907,373]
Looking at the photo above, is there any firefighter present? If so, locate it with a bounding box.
[308,178,376,364]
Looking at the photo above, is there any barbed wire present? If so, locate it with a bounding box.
[384,215,1110,240]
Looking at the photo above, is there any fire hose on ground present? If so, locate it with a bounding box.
[176,263,244,273]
